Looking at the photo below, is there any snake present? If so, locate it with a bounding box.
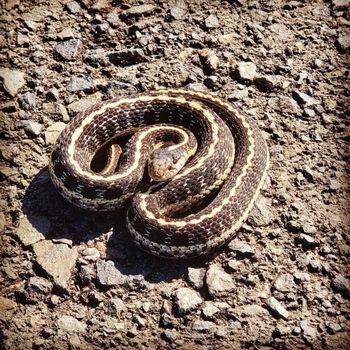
[49,89,269,259]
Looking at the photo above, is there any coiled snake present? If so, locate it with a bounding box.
[49,89,269,258]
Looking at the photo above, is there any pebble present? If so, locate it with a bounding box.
[27,276,53,294]
[326,322,342,334]
[187,267,206,289]
[18,92,36,111]
[300,320,318,343]
[266,297,289,320]
[78,265,95,286]
[44,122,66,145]
[33,240,78,289]
[14,215,50,246]
[66,75,95,92]
[199,48,219,73]
[81,247,100,261]
[0,296,17,314]
[65,1,81,14]
[235,61,257,82]
[24,20,36,31]
[96,260,124,287]
[109,48,146,66]
[274,273,296,292]
[337,33,350,51]
[162,329,178,341]
[173,287,202,315]
[124,4,155,17]
[274,96,301,115]
[67,93,102,115]
[169,0,188,20]
[56,315,87,334]
[192,320,216,332]
[202,302,221,318]
[239,304,268,317]
[42,102,69,121]
[228,240,255,257]
[250,195,272,226]
[228,89,248,100]
[255,75,279,91]
[293,272,310,283]
[332,0,350,10]
[106,298,126,315]
[20,120,43,137]
[206,264,235,296]
[0,68,26,96]
[297,233,317,249]
[55,39,83,61]
[204,14,220,29]
[331,275,350,297]
[106,12,119,27]
[292,90,320,107]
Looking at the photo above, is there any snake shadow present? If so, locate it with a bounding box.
[22,168,215,284]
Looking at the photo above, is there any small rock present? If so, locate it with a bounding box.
[293,272,310,283]
[57,28,76,40]
[255,75,279,91]
[250,195,272,226]
[24,20,36,31]
[78,265,95,286]
[266,297,289,319]
[55,39,83,61]
[0,68,26,97]
[173,287,202,315]
[0,296,17,314]
[19,92,35,111]
[56,315,87,334]
[202,303,220,318]
[336,32,350,52]
[187,267,206,289]
[81,247,100,261]
[46,87,59,101]
[66,75,95,92]
[331,275,350,298]
[228,240,255,257]
[109,48,146,66]
[14,215,50,246]
[42,102,69,121]
[106,298,126,315]
[20,120,43,137]
[303,108,316,118]
[274,273,296,292]
[192,320,216,332]
[33,240,78,289]
[204,14,220,29]
[67,93,102,115]
[313,58,323,68]
[300,320,318,343]
[106,12,119,27]
[125,4,155,16]
[228,89,249,100]
[169,0,188,20]
[329,179,342,191]
[292,90,320,107]
[199,48,219,73]
[235,61,257,82]
[65,1,81,14]
[308,259,322,272]
[27,276,53,294]
[162,329,177,341]
[96,260,124,287]
[17,33,29,46]
[275,96,301,115]
[94,22,109,35]
[240,304,268,317]
[206,264,235,296]
[160,313,177,328]
[44,122,66,145]
[297,233,317,249]
[326,322,342,334]
[332,0,350,10]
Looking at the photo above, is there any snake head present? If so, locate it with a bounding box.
[148,148,188,182]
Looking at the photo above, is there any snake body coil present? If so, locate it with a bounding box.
[49,89,269,258]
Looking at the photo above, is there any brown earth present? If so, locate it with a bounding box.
[0,0,349,349]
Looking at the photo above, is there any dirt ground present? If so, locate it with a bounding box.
[0,0,349,349]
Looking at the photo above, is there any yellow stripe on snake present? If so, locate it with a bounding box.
[49,89,269,258]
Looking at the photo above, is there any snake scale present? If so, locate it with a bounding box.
[49,89,269,258]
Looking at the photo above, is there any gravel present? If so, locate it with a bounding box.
[1,1,349,348]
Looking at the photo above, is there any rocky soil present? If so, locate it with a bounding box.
[0,0,349,349]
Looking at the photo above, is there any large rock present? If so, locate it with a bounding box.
[14,215,50,246]
[96,260,124,286]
